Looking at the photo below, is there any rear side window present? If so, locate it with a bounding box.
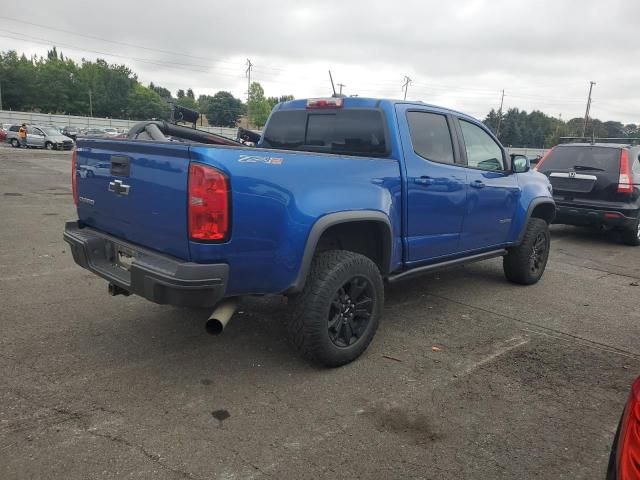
[538,146,621,173]
[261,109,388,157]
[406,111,454,164]
[9,126,19,132]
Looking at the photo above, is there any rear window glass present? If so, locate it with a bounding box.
[260,109,388,157]
[539,146,621,172]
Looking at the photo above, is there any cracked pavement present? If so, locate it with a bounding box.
[1,147,638,479]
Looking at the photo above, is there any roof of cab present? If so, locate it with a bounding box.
[276,97,478,122]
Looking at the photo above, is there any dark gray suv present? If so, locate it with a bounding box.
[536,143,640,245]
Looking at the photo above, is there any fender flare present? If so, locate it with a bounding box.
[516,198,556,244]
[287,211,393,294]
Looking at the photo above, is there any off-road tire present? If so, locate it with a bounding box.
[620,219,640,246]
[503,218,550,285]
[286,250,384,367]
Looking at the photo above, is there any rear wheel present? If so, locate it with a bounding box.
[10,138,19,148]
[503,218,550,285]
[621,219,640,246]
[286,250,383,367]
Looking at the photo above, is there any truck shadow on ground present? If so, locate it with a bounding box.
[82,262,505,369]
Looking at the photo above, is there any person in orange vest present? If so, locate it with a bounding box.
[18,123,27,148]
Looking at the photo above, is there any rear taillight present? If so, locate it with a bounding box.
[188,163,229,241]
[617,378,640,479]
[534,146,555,171]
[71,149,78,205]
[618,149,633,194]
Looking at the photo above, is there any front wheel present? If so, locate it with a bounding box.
[503,218,550,285]
[45,142,54,150]
[286,250,384,367]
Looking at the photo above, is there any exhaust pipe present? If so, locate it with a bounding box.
[205,298,239,336]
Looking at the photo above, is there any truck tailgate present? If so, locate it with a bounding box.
[75,140,191,260]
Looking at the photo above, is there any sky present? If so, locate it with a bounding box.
[0,0,638,124]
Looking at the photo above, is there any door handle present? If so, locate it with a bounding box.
[470,180,485,189]
[414,176,434,186]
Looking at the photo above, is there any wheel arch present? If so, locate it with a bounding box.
[515,198,556,244]
[287,211,393,294]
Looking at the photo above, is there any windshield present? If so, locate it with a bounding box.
[41,127,60,135]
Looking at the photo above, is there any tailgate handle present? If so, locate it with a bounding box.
[110,155,130,177]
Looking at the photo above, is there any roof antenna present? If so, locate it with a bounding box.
[328,70,337,97]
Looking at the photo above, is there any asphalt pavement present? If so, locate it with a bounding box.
[1,146,638,479]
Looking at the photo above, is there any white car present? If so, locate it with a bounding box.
[103,128,119,137]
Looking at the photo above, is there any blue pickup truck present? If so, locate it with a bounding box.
[64,97,555,366]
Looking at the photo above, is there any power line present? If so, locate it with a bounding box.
[0,15,244,69]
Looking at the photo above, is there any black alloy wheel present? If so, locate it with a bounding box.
[328,276,374,348]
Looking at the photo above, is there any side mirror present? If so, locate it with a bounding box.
[511,155,530,173]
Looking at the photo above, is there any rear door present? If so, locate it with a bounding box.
[396,105,467,262]
[455,118,520,251]
[75,141,192,259]
[537,145,623,203]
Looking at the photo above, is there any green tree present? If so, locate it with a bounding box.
[266,94,295,111]
[176,89,185,98]
[197,94,213,112]
[175,95,198,111]
[186,88,195,99]
[206,91,243,127]
[248,82,271,128]
[127,83,170,120]
[77,59,136,117]
[149,82,172,99]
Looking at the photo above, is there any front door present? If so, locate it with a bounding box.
[396,105,468,263]
[455,118,520,251]
[28,128,45,148]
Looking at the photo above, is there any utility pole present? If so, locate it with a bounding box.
[402,76,412,101]
[88,89,93,117]
[581,81,596,139]
[337,83,346,96]
[245,59,253,103]
[245,59,253,126]
[495,89,505,137]
[244,58,253,128]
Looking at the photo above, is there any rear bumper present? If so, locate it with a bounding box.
[554,204,639,229]
[63,221,228,307]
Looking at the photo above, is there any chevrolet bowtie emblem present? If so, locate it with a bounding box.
[108,179,130,196]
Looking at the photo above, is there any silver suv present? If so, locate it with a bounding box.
[6,124,75,150]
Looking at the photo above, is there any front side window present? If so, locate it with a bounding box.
[406,111,454,164]
[460,120,505,171]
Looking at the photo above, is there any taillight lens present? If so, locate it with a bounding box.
[71,149,78,205]
[188,163,229,241]
[534,146,555,171]
[306,98,343,109]
[618,149,633,194]
[617,378,640,479]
